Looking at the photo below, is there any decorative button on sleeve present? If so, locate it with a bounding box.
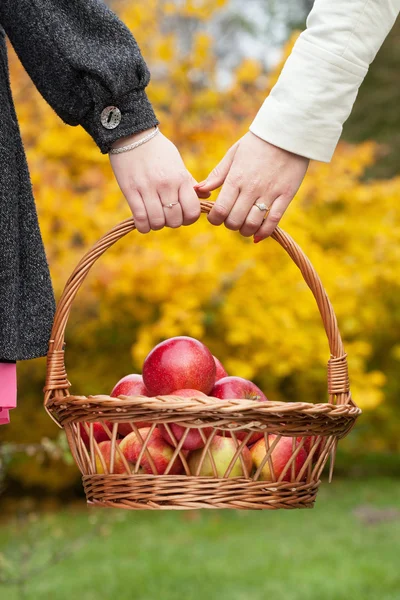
[100,106,122,129]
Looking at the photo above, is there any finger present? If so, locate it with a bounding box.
[160,191,183,228]
[224,187,262,231]
[195,142,240,193]
[125,190,151,234]
[195,188,212,200]
[189,173,211,199]
[239,200,269,237]
[253,194,293,242]
[179,180,202,226]
[208,177,240,226]
[140,191,166,231]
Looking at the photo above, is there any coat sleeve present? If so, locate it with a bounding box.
[249,0,400,162]
[0,0,159,153]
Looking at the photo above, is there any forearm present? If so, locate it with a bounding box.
[250,0,400,162]
[0,0,158,153]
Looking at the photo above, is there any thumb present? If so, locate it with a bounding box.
[188,173,211,199]
[195,142,240,192]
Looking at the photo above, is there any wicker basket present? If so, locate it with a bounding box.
[43,201,361,510]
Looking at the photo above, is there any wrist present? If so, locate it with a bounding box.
[110,127,157,151]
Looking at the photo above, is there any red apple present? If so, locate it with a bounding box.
[119,427,184,475]
[210,376,268,444]
[110,374,151,436]
[297,436,324,461]
[142,336,216,396]
[158,389,213,450]
[250,435,308,482]
[79,422,112,450]
[95,440,125,474]
[188,435,252,478]
[213,355,228,381]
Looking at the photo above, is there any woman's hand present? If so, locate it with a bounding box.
[194,132,309,242]
[109,129,210,233]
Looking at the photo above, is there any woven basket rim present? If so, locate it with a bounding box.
[47,393,361,415]
[47,394,360,442]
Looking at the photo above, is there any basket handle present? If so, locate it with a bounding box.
[43,200,351,416]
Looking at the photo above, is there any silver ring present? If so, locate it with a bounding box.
[254,202,268,212]
[163,201,179,209]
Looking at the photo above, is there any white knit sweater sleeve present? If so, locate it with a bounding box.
[249,0,400,162]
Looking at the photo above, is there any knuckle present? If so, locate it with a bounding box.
[136,223,150,234]
[134,211,148,223]
[123,176,140,195]
[184,212,200,225]
[269,211,282,224]
[279,183,296,199]
[247,178,261,195]
[156,174,171,190]
[228,172,244,188]
[212,204,229,219]
[239,227,255,238]
[132,183,148,197]
[158,181,171,192]
[225,218,241,231]
[151,218,165,230]
[246,216,261,228]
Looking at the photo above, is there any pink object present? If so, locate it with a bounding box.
[0,362,17,425]
[0,409,10,425]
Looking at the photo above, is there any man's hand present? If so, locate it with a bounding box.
[195,132,309,242]
[110,129,210,234]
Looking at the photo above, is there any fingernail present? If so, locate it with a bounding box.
[253,236,262,244]
[195,180,207,188]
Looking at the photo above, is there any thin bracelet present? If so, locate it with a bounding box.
[108,126,160,155]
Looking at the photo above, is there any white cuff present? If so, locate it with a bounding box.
[249,37,367,162]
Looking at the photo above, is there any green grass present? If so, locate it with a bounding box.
[1,478,399,600]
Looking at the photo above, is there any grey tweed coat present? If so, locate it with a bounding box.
[0,0,158,362]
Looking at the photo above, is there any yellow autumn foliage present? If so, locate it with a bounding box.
[3,0,400,487]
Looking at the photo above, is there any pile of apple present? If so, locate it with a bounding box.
[81,336,322,480]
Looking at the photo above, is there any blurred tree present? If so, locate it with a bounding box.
[214,1,400,179]
[234,1,400,179]
[0,2,399,497]
[343,19,400,179]
[211,0,308,74]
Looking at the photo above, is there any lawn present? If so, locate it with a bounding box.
[1,477,399,600]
